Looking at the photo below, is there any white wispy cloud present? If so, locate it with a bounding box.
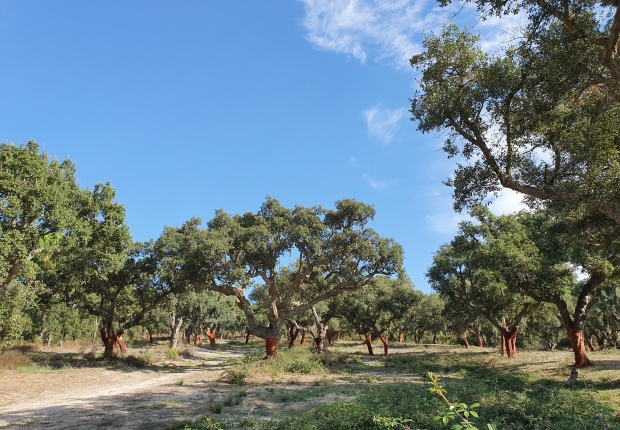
[300,0,530,68]
[362,104,408,144]
[300,0,443,67]
[363,173,398,191]
[350,156,360,166]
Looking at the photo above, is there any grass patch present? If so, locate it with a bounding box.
[167,348,180,360]
[0,350,35,369]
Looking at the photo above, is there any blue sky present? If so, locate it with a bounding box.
[0,1,526,292]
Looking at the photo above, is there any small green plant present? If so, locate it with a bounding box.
[220,368,247,385]
[428,372,496,430]
[167,348,179,360]
[209,403,223,414]
[176,378,184,386]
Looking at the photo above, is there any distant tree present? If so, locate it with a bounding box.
[170,198,404,357]
[428,207,539,357]
[329,276,419,356]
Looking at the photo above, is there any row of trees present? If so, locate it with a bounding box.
[1,142,617,364]
[0,142,406,357]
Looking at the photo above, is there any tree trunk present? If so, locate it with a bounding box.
[567,329,592,367]
[477,334,483,347]
[265,337,279,357]
[548,341,556,351]
[169,312,183,349]
[194,334,200,346]
[379,335,389,357]
[398,331,404,344]
[100,327,127,354]
[300,331,306,346]
[586,337,596,352]
[288,326,300,348]
[245,329,251,344]
[432,333,437,344]
[500,327,518,358]
[458,332,469,348]
[364,332,374,355]
[326,330,339,346]
[206,328,216,347]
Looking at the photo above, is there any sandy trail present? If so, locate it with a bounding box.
[0,348,242,430]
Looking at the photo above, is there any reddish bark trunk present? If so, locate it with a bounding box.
[300,331,306,346]
[432,334,437,344]
[567,329,592,367]
[206,329,216,346]
[288,327,300,348]
[326,330,339,346]
[398,332,404,344]
[245,330,250,344]
[379,335,389,357]
[100,329,127,354]
[500,327,518,358]
[194,334,200,346]
[265,337,279,357]
[459,332,469,348]
[477,334,483,347]
[336,331,341,341]
[364,333,374,355]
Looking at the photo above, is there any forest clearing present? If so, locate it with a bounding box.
[0,339,619,429]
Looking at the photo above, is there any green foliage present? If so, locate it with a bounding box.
[410,4,620,224]
[166,347,179,360]
[165,416,223,430]
[329,276,419,347]
[168,197,404,342]
[220,368,248,385]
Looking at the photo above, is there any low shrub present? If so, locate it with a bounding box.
[167,348,179,360]
[220,367,248,385]
[0,350,35,369]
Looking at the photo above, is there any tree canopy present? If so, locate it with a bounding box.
[410,1,620,224]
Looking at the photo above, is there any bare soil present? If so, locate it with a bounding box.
[0,342,407,430]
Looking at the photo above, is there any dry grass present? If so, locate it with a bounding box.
[0,350,35,370]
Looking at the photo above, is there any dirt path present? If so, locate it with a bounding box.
[0,343,424,429]
[0,348,244,429]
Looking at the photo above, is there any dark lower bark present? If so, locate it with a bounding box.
[568,329,592,367]
[206,328,216,346]
[458,332,469,348]
[300,331,306,346]
[379,335,389,357]
[100,328,127,354]
[288,326,300,348]
[500,327,518,358]
[432,333,437,344]
[245,329,251,344]
[326,330,339,346]
[265,337,279,357]
[364,333,374,355]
